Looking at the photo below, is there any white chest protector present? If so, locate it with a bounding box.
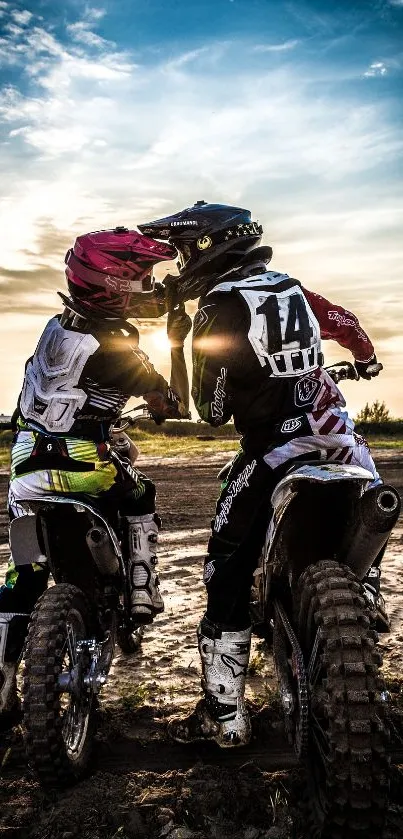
[208,272,321,377]
[19,317,100,433]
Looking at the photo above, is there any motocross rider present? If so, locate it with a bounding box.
[0,226,189,720]
[139,201,387,748]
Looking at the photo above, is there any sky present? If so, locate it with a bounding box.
[0,0,402,418]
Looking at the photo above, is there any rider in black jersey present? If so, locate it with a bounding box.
[140,202,386,748]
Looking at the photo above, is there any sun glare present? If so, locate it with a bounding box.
[151,328,171,353]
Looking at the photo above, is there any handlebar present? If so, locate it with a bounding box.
[112,403,149,432]
[325,361,383,384]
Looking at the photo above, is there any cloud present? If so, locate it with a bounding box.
[253,39,300,53]
[364,61,388,77]
[165,47,211,70]
[66,22,114,49]
[12,9,32,25]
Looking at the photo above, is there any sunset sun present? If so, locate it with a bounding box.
[150,328,171,354]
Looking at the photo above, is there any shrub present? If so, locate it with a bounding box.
[355,400,390,424]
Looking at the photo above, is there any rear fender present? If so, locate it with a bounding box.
[264,463,374,588]
[10,499,123,603]
[9,515,47,567]
[10,497,122,568]
[271,463,374,515]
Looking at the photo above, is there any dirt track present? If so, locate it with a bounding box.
[0,449,402,839]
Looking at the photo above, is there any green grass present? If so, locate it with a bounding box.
[0,449,10,468]
[365,438,403,449]
[131,433,238,457]
[117,683,150,710]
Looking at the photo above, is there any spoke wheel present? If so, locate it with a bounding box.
[296,560,390,839]
[23,584,96,788]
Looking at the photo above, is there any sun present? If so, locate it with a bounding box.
[150,328,171,353]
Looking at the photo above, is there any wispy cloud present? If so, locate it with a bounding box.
[364,61,388,77]
[66,7,114,50]
[165,46,211,70]
[66,22,114,49]
[253,39,299,53]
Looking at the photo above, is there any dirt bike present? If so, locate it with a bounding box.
[0,407,151,788]
[232,362,401,839]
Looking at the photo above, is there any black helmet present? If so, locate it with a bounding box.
[138,201,264,302]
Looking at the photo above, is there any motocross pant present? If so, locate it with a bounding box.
[204,406,380,631]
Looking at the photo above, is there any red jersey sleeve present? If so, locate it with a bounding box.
[302,288,374,362]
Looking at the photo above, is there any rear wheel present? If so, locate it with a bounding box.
[296,560,390,838]
[23,583,96,787]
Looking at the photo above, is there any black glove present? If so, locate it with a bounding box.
[355,355,383,380]
[167,304,192,347]
[128,285,168,319]
[144,387,185,424]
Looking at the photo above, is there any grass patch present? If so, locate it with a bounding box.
[367,438,403,449]
[248,651,266,676]
[117,683,150,711]
[117,680,169,710]
[250,682,283,713]
[132,433,238,457]
[0,449,10,468]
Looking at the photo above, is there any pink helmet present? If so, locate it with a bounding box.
[65,226,176,318]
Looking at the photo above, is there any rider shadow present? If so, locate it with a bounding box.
[96,701,297,774]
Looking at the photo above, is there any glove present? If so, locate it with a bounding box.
[355,354,382,381]
[167,304,192,347]
[126,284,168,319]
[144,387,185,424]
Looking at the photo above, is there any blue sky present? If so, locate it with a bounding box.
[0,0,402,415]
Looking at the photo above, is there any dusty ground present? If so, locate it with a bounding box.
[0,448,402,839]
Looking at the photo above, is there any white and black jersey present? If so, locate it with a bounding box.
[192,271,374,449]
[18,315,168,440]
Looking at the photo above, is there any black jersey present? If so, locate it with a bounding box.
[192,270,373,447]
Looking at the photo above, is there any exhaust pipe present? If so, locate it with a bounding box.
[341,484,401,580]
[86,527,119,575]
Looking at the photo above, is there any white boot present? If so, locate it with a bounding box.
[198,622,252,747]
[168,620,252,747]
[126,514,164,624]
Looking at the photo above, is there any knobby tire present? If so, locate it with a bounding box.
[296,559,390,839]
[23,583,96,788]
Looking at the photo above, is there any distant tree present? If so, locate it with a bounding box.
[355,400,390,424]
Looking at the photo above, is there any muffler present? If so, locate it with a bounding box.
[340,484,401,580]
[86,527,119,575]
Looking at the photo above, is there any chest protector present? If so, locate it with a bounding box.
[209,272,321,377]
[19,318,100,433]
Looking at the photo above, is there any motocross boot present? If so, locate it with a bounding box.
[362,566,390,632]
[0,610,30,731]
[168,618,252,748]
[126,514,164,624]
